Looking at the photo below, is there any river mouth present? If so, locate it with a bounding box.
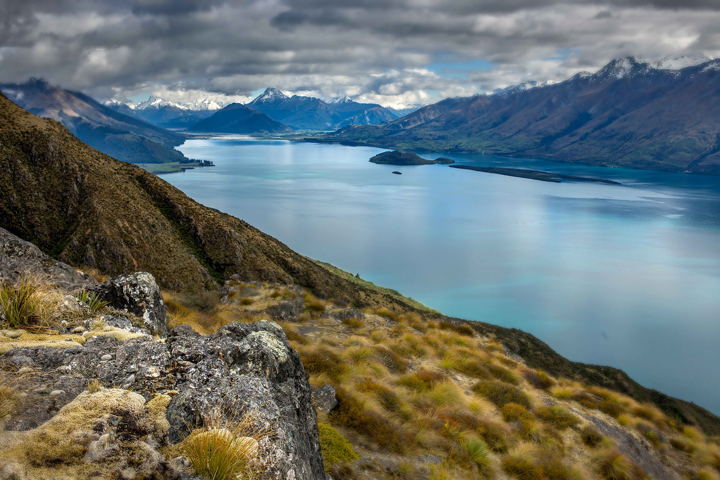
[170,136,720,415]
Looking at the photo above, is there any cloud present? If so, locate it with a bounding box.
[0,0,719,107]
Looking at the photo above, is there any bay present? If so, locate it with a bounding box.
[170,136,720,414]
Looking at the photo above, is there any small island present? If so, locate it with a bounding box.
[449,165,621,184]
[370,150,456,166]
[392,171,402,175]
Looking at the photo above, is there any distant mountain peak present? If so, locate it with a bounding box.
[491,80,556,96]
[328,96,353,104]
[251,87,289,104]
[653,54,712,71]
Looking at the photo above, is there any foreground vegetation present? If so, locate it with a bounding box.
[160,281,720,480]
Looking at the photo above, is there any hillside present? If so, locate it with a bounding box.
[248,88,399,130]
[0,79,188,164]
[322,57,720,175]
[188,103,291,134]
[1,90,719,438]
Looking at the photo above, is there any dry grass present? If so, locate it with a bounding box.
[183,408,270,480]
[0,373,26,425]
[0,273,62,328]
[594,449,646,480]
[86,379,102,394]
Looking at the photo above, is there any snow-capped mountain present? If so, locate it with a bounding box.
[246,87,399,130]
[491,80,556,96]
[105,95,222,129]
[653,54,712,71]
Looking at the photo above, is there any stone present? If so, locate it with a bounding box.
[59,295,90,313]
[3,320,326,479]
[0,227,96,291]
[311,384,338,413]
[267,299,304,322]
[324,308,365,322]
[90,272,167,337]
[101,354,113,361]
[102,315,151,335]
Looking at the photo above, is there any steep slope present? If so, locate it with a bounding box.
[324,56,720,175]
[188,103,290,134]
[248,88,398,130]
[0,79,188,164]
[1,91,718,435]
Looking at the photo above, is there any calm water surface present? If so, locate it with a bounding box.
[171,137,720,414]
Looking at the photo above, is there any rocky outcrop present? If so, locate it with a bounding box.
[90,272,167,337]
[0,227,95,291]
[3,320,325,480]
[311,384,338,413]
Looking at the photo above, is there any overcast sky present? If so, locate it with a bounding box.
[1,0,719,108]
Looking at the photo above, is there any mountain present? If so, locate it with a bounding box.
[322,55,720,175]
[187,103,291,134]
[247,88,399,130]
[2,89,720,437]
[106,95,220,129]
[0,79,187,164]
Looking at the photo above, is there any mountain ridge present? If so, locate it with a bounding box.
[320,56,720,175]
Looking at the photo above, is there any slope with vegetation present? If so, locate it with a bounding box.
[0,79,190,165]
[321,57,720,175]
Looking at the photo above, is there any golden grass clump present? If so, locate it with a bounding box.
[581,425,605,447]
[0,373,25,425]
[594,449,646,480]
[438,321,476,337]
[502,444,543,480]
[472,380,532,409]
[487,363,520,385]
[502,403,534,422]
[522,369,555,390]
[299,347,347,382]
[536,406,580,431]
[0,273,61,328]
[397,370,446,392]
[303,293,327,313]
[183,408,268,480]
[86,379,102,394]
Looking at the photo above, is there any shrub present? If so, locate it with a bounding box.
[303,293,326,313]
[183,409,267,480]
[477,419,512,453]
[472,380,532,409]
[581,426,604,447]
[317,423,359,471]
[300,348,346,381]
[330,386,410,454]
[502,403,533,422]
[594,450,646,480]
[598,400,624,419]
[438,321,475,336]
[281,325,309,345]
[522,370,555,390]
[239,298,254,306]
[0,274,59,328]
[537,455,574,480]
[454,359,491,379]
[536,406,580,431]
[397,370,446,392]
[669,437,696,454]
[356,379,404,415]
[487,363,520,385]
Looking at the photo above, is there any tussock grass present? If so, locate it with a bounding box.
[487,363,520,385]
[536,406,580,431]
[594,449,646,480]
[502,403,534,422]
[581,425,604,447]
[397,370,446,392]
[299,347,346,382]
[74,290,108,312]
[183,408,268,480]
[472,380,532,409]
[86,379,102,394]
[0,273,61,328]
[522,369,555,390]
[438,321,475,337]
[502,444,542,480]
[0,373,25,424]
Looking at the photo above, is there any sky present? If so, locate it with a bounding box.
[1,0,719,108]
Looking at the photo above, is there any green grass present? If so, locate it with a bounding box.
[310,259,439,313]
[317,423,359,471]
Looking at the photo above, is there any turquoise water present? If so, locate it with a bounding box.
[171,137,720,415]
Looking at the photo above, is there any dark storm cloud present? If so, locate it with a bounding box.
[0,0,719,107]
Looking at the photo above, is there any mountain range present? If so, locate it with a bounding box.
[188,102,291,134]
[247,88,399,130]
[106,96,219,129]
[0,79,188,164]
[322,55,720,175]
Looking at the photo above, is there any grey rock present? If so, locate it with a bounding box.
[0,227,96,291]
[267,298,304,322]
[324,308,365,322]
[4,320,326,480]
[90,272,167,337]
[103,315,151,335]
[311,384,338,413]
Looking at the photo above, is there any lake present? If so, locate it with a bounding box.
[171,136,720,415]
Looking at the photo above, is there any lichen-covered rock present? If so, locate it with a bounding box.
[0,227,96,291]
[3,320,326,480]
[90,272,167,337]
[324,308,365,322]
[267,299,304,322]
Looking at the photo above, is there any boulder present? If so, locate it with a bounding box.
[267,299,304,322]
[90,272,167,337]
[3,320,326,480]
[0,227,95,291]
[311,384,338,413]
